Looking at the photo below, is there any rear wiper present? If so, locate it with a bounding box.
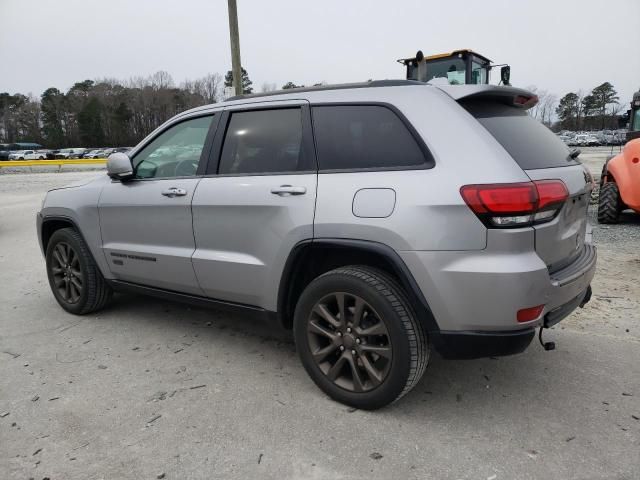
[569,148,581,160]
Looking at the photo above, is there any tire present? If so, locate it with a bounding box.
[293,266,428,410]
[46,228,112,314]
[597,182,621,224]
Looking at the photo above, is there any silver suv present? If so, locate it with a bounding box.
[37,81,596,409]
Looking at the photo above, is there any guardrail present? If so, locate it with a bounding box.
[0,159,107,169]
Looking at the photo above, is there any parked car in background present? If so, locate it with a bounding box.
[84,150,106,159]
[55,148,86,159]
[54,149,74,159]
[80,149,98,158]
[8,150,27,160]
[0,144,13,160]
[24,150,49,160]
[574,134,600,146]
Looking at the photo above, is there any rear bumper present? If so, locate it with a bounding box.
[433,328,535,359]
[434,285,592,359]
[400,235,597,335]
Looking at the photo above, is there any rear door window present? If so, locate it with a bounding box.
[464,101,578,169]
[311,105,431,171]
[218,108,312,175]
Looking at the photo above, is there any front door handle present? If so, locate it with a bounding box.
[161,187,188,197]
[270,185,307,196]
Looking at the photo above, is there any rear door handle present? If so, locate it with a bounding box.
[270,185,307,196]
[161,187,188,197]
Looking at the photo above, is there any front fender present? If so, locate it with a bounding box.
[39,175,113,278]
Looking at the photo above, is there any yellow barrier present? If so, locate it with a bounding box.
[0,159,107,167]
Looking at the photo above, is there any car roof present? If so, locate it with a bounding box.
[179,80,535,118]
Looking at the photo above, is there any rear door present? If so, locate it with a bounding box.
[464,101,592,270]
[98,113,218,294]
[191,102,317,309]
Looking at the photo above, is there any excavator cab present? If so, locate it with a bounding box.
[398,49,510,86]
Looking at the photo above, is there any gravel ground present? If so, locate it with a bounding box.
[0,169,638,480]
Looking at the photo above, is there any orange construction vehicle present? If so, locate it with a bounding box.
[597,89,640,223]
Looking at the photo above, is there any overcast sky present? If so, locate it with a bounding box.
[1,0,639,103]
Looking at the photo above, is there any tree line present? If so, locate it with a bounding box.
[0,66,329,148]
[554,82,623,131]
[0,72,627,148]
[0,70,228,148]
[528,81,624,131]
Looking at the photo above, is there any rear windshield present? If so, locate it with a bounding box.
[464,101,578,170]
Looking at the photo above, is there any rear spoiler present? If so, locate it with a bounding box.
[434,84,538,110]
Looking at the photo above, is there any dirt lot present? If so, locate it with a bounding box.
[1,156,638,479]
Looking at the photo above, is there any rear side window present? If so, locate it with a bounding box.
[219,108,310,175]
[312,105,429,171]
[464,101,577,170]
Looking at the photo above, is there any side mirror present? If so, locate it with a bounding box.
[107,152,134,181]
[500,66,511,86]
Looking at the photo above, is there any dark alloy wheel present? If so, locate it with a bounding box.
[50,241,83,304]
[46,227,113,314]
[307,292,392,392]
[294,266,428,410]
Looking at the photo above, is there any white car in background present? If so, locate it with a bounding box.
[8,150,48,160]
[574,134,600,146]
[8,150,27,160]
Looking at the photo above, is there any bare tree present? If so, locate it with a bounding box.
[539,93,558,127]
[261,82,277,93]
[200,73,222,103]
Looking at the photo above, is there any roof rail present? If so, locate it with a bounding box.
[226,80,426,101]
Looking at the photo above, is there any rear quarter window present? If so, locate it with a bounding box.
[463,101,578,170]
[311,105,432,171]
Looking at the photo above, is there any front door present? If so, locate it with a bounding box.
[191,104,317,309]
[99,114,218,295]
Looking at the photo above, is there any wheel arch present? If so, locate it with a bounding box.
[41,217,77,252]
[276,238,440,334]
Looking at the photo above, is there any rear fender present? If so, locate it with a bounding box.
[606,139,640,211]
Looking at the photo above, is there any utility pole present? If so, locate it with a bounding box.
[227,0,242,96]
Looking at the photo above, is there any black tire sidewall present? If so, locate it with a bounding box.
[294,270,413,409]
[46,229,91,314]
[597,182,620,223]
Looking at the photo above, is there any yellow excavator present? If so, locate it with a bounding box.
[398,49,511,86]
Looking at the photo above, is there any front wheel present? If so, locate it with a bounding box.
[294,266,428,410]
[46,228,112,314]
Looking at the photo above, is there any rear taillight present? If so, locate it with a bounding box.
[460,180,568,228]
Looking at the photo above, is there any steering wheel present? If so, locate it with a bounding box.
[174,158,199,177]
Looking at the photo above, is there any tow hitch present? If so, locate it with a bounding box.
[538,327,556,351]
[538,285,593,352]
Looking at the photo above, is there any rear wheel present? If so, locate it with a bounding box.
[597,182,621,224]
[294,266,428,410]
[46,228,112,314]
